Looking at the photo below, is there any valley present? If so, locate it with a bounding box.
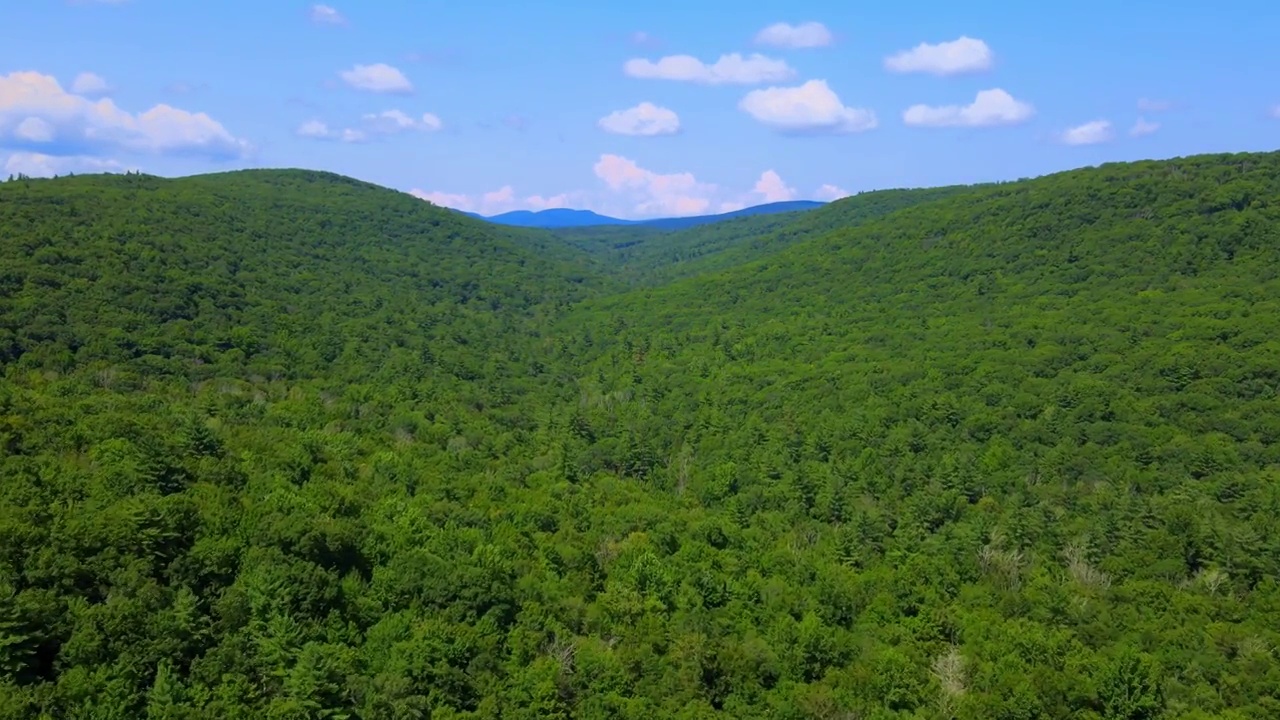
[1,151,1278,718]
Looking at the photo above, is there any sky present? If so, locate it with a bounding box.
[2,1,1279,219]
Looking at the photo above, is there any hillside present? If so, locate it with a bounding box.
[3,154,1280,718]
[636,200,825,231]
[552,151,1280,715]
[553,184,972,284]
[0,169,606,383]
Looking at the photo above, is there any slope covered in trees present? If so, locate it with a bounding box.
[554,184,972,285]
[1,153,1279,718]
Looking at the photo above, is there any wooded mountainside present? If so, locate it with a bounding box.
[1,151,1278,719]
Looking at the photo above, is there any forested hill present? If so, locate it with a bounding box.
[2,153,1280,718]
[0,169,606,384]
[552,183,972,285]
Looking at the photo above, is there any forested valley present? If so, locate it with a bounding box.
[1,151,1279,719]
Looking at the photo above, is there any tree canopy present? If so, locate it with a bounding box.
[1,152,1278,718]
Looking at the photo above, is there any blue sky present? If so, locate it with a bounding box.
[2,0,1278,218]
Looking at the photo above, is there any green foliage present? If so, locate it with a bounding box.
[2,154,1280,716]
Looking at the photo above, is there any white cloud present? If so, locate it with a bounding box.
[412,158,845,220]
[754,21,833,49]
[15,117,55,142]
[739,79,877,134]
[623,53,794,85]
[296,120,332,139]
[339,63,412,93]
[296,120,366,143]
[0,71,249,159]
[411,188,471,210]
[593,153,716,216]
[752,170,796,202]
[310,4,346,24]
[362,109,442,133]
[598,102,680,136]
[4,152,132,177]
[1130,117,1159,137]
[902,88,1033,128]
[815,183,849,201]
[298,110,440,142]
[70,72,110,96]
[1137,97,1173,113]
[1060,120,1114,145]
[884,36,993,76]
[409,185,576,216]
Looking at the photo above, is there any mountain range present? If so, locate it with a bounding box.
[462,199,826,229]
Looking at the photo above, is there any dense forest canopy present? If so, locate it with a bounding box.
[1,151,1278,718]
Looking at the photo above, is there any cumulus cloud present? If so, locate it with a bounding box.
[0,71,249,159]
[598,102,680,136]
[4,152,133,177]
[297,110,441,142]
[411,159,848,220]
[752,170,796,202]
[623,53,794,85]
[412,155,720,219]
[70,72,110,96]
[1060,120,1114,145]
[339,63,412,93]
[296,120,332,139]
[754,21,833,49]
[815,183,850,201]
[593,153,716,216]
[739,79,877,134]
[310,4,346,24]
[902,88,1033,128]
[884,36,993,76]
[15,118,55,143]
[409,185,575,216]
[295,120,365,143]
[1130,117,1159,137]
[362,109,441,133]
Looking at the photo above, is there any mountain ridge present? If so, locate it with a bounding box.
[461,199,826,228]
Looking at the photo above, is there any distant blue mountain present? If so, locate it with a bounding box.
[467,200,825,229]
[480,208,635,228]
[637,200,825,230]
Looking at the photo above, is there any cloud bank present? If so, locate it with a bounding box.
[412,161,846,220]
[0,71,249,160]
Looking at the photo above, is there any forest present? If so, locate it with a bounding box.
[0,151,1278,718]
